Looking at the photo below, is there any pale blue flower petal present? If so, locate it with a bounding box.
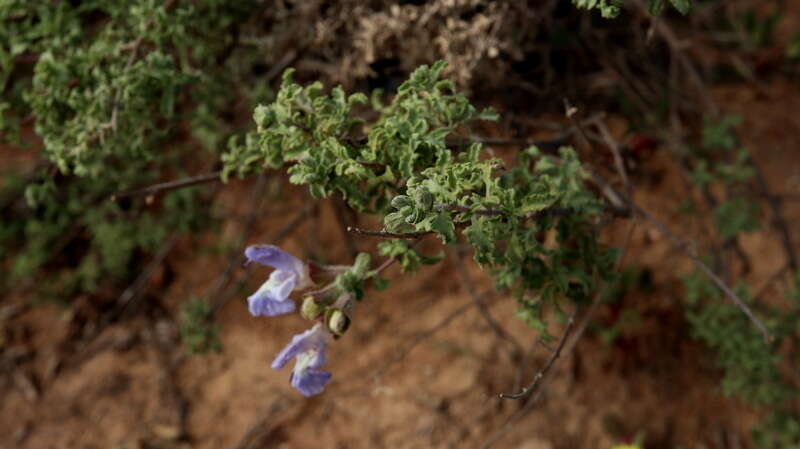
[272,324,333,396]
[271,324,327,369]
[247,270,298,317]
[290,368,331,397]
[245,245,304,274]
[248,295,296,316]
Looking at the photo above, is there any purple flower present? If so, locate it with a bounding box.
[245,245,312,317]
[272,323,333,397]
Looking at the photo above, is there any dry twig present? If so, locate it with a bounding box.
[110,171,222,201]
[498,314,575,399]
[450,246,523,359]
[208,175,268,316]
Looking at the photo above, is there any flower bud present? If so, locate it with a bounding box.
[325,308,351,336]
[301,296,324,321]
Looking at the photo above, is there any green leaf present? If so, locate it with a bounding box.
[428,213,455,244]
[352,252,372,277]
[648,0,665,15]
[669,0,691,14]
[714,198,761,239]
[373,277,390,291]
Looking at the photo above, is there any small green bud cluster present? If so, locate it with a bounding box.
[299,253,374,337]
[300,295,351,337]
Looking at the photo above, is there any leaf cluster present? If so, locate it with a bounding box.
[1,168,209,297]
[690,116,761,239]
[224,61,616,333]
[571,0,691,18]
[683,272,800,448]
[1,0,257,300]
[681,115,800,446]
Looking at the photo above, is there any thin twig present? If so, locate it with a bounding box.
[476,305,595,449]
[498,314,575,399]
[110,171,222,201]
[116,234,180,317]
[333,197,360,257]
[347,226,429,239]
[456,113,606,149]
[753,166,798,272]
[271,204,316,246]
[634,0,718,116]
[634,205,772,341]
[451,246,524,358]
[593,120,632,196]
[208,175,268,316]
[348,205,628,239]
[368,239,423,278]
[369,292,490,382]
[563,99,593,153]
[66,234,180,372]
[588,168,772,341]
[234,392,299,449]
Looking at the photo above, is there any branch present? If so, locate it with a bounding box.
[370,255,401,277]
[437,204,601,220]
[347,205,628,240]
[447,113,606,154]
[476,219,639,448]
[346,226,429,239]
[633,0,718,115]
[753,166,798,272]
[451,246,524,358]
[587,159,772,341]
[110,171,222,201]
[366,293,489,382]
[498,314,575,399]
[208,175,268,316]
[333,197,360,257]
[368,239,424,278]
[633,205,772,342]
[476,306,591,449]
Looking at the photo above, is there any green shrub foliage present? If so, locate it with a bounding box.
[224,62,617,337]
[1,0,258,296]
[683,117,798,447]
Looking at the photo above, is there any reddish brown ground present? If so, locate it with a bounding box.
[2,55,800,449]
